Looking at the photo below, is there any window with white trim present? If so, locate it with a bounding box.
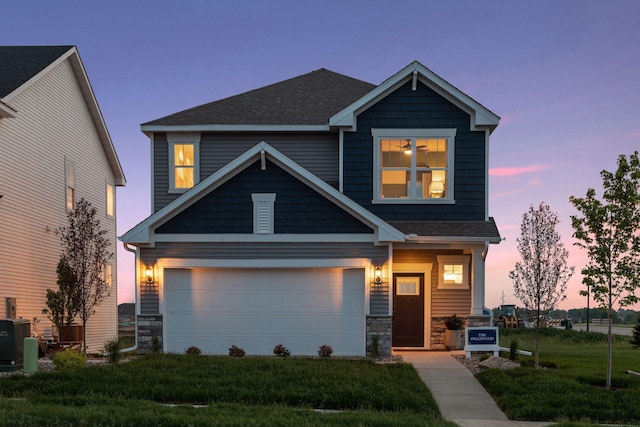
[372,128,455,203]
[437,255,470,289]
[168,133,200,192]
[106,182,115,218]
[252,193,276,234]
[103,264,112,287]
[65,159,75,210]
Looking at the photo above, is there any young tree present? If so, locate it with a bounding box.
[631,313,640,349]
[59,198,113,354]
[509,202,574,367]
[42,258,81,342]
[570,151,640,390]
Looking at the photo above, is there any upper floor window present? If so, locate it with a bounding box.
[65,159,75,210]
[372,128,455,203]
[106,182,115,218]
[168,133,200,193]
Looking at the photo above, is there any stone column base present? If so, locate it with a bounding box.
[137,314,163,354]
[366,316,391,357]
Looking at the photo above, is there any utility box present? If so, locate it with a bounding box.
[5,298,16,319]
[0,319,31,372]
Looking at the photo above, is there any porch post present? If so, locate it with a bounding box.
[471,246,485,315]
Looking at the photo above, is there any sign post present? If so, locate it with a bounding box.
[464,326,499,359]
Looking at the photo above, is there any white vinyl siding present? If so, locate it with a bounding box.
[0,56,118,352]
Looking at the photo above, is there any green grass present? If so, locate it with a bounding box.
[0,355,456,426]
[477,328,640,425]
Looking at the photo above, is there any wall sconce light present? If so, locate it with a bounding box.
[374,266,382,285]
[145,266,154,285]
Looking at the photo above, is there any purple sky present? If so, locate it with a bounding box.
[5,1,639,309]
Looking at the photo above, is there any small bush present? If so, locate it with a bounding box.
[509,339,519,361]
[103,338,121,363]
[273,344,290,358]
[444,314,464,330]
[228,345,246,357]
[185,346,202,356]
[318,344,333,358]
[151,336,162,354]
[52,349,86,371]
[370,334,380,359]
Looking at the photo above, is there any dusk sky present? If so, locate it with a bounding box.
[5,1,639,310]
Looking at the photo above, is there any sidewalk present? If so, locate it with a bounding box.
[396,351,554,427]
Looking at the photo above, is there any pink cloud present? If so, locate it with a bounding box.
[623,130,640,140]
[489,164,550,177]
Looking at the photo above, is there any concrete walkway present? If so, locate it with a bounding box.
[396,351,554,427]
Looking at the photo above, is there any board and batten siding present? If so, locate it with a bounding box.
[153,132,338,212]
[0,57,118,352]
[138,241,388,315]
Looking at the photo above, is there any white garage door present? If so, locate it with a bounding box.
[164,268,365,356]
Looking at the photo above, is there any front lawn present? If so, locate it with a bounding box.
[0,355,456,426]
[477,328,640,425]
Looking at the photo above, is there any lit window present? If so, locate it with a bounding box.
[168,133,200,192]
[104,264,112,287]
[106,183,115,217]
[372,129,455,203]
[437,255,470,289]
[65,160,75,210]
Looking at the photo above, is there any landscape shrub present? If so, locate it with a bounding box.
[273,344,290,358]
[318,344,333,358]
[509,339,519,361]
[103,338,121,363]
[52,349,86,371]
[228,345,246,357]
[150,336,162,354]
[370,334,380,359]
[185,346,202,356]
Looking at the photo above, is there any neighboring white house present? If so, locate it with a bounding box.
[0,46,126,352]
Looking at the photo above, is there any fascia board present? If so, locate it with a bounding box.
[0,100,17,118]
[67,48,127,186]
[405,235,502,244]
[140,124,331,133]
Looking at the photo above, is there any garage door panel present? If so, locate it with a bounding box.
[164,268,365,356]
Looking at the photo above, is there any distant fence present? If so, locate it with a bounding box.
[589,318,607,325]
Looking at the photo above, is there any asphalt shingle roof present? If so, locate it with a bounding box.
[0,46,73,98]
[388,218,501,240]
[143,68,376,127]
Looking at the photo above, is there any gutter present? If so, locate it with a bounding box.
[119,242,139,353]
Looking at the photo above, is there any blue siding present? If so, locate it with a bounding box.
[343,80,487,221]
[156,160,373,234]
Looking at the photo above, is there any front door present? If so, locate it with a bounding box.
[392,273,425,347]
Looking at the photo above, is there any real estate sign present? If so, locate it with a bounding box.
[464,326,499,359]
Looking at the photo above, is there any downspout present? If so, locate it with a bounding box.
[482,242,493,324]
[120,242,139,353]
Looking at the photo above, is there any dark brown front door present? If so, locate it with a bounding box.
[392,273,425,347]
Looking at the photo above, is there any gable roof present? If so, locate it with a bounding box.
[329,61,500,132]
[120,141,405,245]
[0,45,126,186]
[141,68,375,132]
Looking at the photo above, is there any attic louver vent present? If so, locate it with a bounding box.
[251,193,276,234]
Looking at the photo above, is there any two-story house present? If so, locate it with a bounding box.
[121,61,500,356]
[0,46,126,352]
